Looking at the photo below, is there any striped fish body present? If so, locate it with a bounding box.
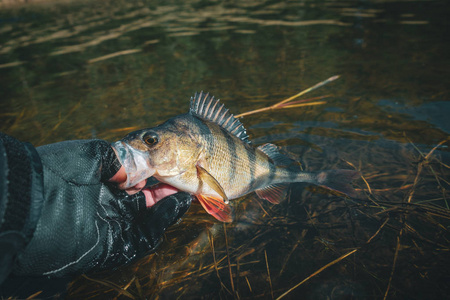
[160,114,297,199]
[116,92,358,222]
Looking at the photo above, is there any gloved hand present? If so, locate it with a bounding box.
[8,139,191,278]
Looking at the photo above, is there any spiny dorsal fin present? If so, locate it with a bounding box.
[190,91,251,144]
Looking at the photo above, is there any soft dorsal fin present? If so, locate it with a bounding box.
[257,143,297,167]
[190,91,251,144]
[255,143,296,204]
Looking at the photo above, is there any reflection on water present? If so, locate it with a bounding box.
[1,0,449,299]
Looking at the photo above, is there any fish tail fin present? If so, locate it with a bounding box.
[315,169,360,197]
[257,143,359,199]
[197,195,233,222]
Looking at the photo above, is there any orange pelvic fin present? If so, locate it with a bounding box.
[196,194,232,222]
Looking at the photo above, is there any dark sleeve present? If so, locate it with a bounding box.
[10,139,192,278]
[0,133,45,284]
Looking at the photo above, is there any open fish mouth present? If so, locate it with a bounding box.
[112,141,156,189]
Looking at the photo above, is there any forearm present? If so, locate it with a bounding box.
[0,133,45,284]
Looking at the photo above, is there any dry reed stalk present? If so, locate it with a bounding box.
[25,291,43,300]
[254,198,271,218]
[366,217,389,244]
[52,101,81,131]
[264,250,274,300]
[235,75,340,118]
[383,232,402,300]
[406,137,449,207]
[6,109,29,132]
[37,101,82,144]
[134,277,144,300]
[276,248,358,299]
[105,126,141,133]
[223,223,237,298]
[356,184,414,193]
[376,137,450,299]
[279,239,301,276]
[209,231,225,291]
[245,276,252,292]
[105,76,338,137]
[344,159,383,209]
[81,274,136,299]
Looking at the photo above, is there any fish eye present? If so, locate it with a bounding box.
[143,133,159,146]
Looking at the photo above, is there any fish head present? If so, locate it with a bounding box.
[113,116,202,189]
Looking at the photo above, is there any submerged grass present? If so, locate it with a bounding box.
[62,78,450,299]
[3,76,449,298]
[68,148,449,298]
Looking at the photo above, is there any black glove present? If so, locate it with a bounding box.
[0,135,192,280]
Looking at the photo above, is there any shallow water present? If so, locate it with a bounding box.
[1,0,449,299]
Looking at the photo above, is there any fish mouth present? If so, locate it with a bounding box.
[112,141,156,189]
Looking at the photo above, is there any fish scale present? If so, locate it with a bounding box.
[202,122,267,199]
[114,91,359,222]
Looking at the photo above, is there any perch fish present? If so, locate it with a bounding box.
[113,92,358,222]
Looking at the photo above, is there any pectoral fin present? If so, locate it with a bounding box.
[197,195,232,222]
[196,165,229,204]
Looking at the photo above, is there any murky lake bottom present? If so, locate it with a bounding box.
[1,0,449,299]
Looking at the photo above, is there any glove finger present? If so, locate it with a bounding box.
[118,189,148,215]
[138,192,193,246]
